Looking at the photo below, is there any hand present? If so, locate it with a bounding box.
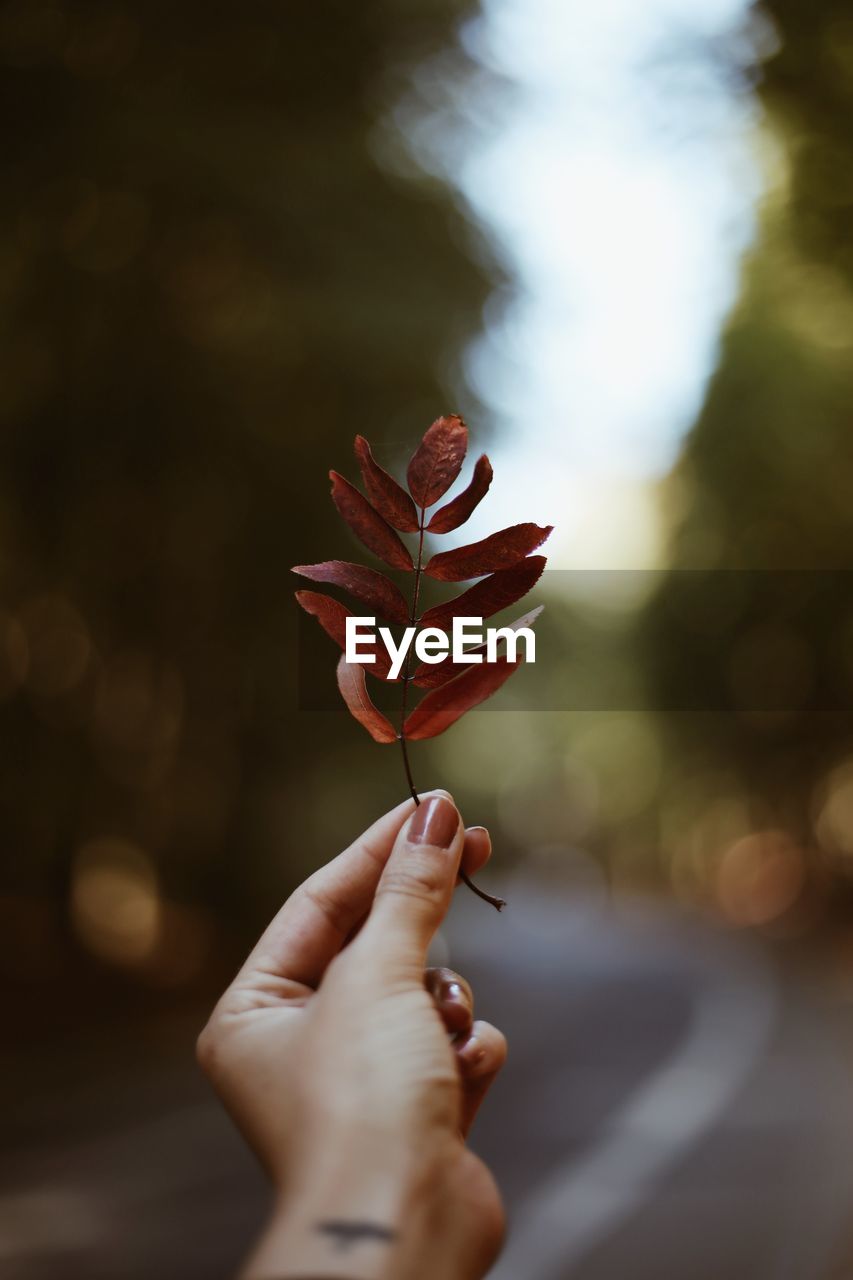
[197,790,507,1280]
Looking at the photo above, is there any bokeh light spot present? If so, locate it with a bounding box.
[716,830,805,927]
[815,760,853,859]
[71,838,161,966]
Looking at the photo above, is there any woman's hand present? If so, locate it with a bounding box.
[197,790,507,1280]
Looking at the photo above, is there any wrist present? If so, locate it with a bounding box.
[241,1139,462,1280]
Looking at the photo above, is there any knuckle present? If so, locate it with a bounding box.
[299,874,352,939]
[195,1021,218,1074]
[195,1004,228,1075]
[376,859,447,908]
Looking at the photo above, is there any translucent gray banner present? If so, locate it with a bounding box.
[295,570,853,713]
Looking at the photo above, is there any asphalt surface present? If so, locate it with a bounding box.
[448,879,853,1280]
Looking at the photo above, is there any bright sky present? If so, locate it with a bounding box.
[390,0,772,569]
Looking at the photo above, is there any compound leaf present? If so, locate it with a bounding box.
[330,471,413,571]
[336,656,398,742]
[420,556,546,630]
[354,436,419,532]
[295,589,397,680]
[412,605,543,689]
[406,414,468,509]
[425,523,552,582]
[426,454,493,533]
[404,655,523,740]
[292,560,409,624]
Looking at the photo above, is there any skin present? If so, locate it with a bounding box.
[197,789,507,1280]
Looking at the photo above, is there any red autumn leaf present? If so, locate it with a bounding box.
[295,587,348,648]
[336,655,398,743]
[412,604,543,688]
[354,436,419,532]
[330,471,414,572]
[425,523,553,581]
[404,655,523,740]
[419,556,546,630]
[292,560,409,624]
[294,589,397,680]
[406,414,468,509]
[426,454,493,533]
[292,413,550,912]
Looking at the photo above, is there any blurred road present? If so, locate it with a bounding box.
[448,879,853,1280]
[5,881,853,1279]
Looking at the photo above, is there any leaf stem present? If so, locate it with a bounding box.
[397,507,505,912]
[396,509,424,785]
[458,868,506,911]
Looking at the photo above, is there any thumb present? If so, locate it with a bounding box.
[357,790,464,969]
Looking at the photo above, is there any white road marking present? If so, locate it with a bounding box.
[487,937,778,1279]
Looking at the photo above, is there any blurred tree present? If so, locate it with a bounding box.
[759,0,853,289]
[640,0,853,910]
[0,0,499,976]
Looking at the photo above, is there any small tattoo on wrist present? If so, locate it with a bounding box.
[316,1220,398,1252]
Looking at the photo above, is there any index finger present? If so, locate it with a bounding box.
[239,794,416,988]
[239,791,451,989]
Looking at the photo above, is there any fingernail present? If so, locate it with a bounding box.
[465,825,491,850]
[408,795,459,849]
[443,981,464,1003]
